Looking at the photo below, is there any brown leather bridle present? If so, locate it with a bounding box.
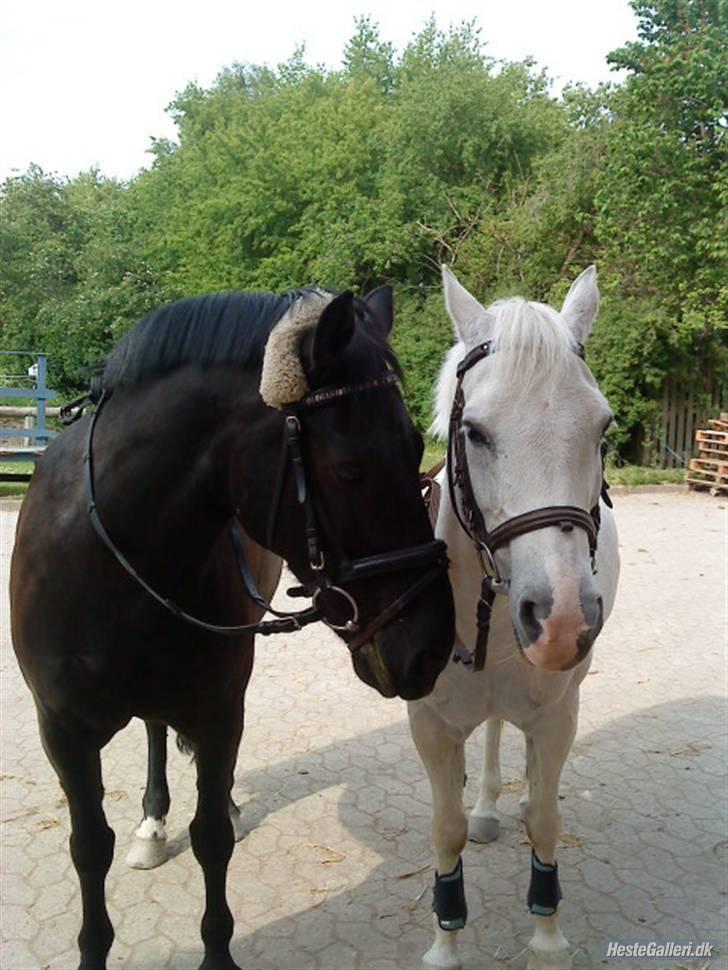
[72,375,449,652]
[444,340,611,671]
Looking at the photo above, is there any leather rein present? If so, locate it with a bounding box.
[66,375,448,653]
[441,339,611,672]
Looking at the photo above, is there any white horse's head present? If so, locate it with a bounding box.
[434,266,613,672]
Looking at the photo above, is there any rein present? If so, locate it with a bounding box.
[442,340,611,671]
[73,377,448,650]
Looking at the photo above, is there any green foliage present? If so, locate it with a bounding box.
[0,167,167,390]
[595,0,727,429]
[391,289,454,430]
[0,10,725,459]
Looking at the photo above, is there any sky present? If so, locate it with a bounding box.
[1,0,639,184]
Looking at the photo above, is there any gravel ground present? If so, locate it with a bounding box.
[1,490,726,970]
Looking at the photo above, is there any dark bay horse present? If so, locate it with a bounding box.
[10,285,455,970]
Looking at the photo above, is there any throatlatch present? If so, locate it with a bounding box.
[527,851,563,916]
[432,857,468,931]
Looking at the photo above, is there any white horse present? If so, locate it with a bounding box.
[409,266,620,970]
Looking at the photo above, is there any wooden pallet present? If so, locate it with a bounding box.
[695,429,728,445]
[694,432,728,458]
[686,477,727,495]
[688,420,728,494]
[689,457,728,476]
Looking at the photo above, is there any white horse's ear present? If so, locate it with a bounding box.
[561,266,599,343]
[441,265,494,347]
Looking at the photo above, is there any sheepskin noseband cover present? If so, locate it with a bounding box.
[259,291,335,409]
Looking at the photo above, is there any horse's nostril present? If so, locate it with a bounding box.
[582,593,604,631]
[518,599,542,644]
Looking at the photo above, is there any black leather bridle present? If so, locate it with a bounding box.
[446,340,611,671]
[68,375,448,651]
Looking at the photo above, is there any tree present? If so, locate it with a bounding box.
[1,12,722,456]
[588,0,727,451]
[0,168,165,389]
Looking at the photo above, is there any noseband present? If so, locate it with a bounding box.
[445,340,611,671]
[71,375,448,652]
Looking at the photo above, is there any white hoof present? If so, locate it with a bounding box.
[230,810,246,843]
[527,946,572,970]
[126,817,168,869]
[528,917,572,970]
[468,813,500,843]
[126,834,168,869]
[423,941,462,970]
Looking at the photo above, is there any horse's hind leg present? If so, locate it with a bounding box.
[469,717,502,843]
[38,709,115,970]
[127,721,170,869]
[189,708,244,970]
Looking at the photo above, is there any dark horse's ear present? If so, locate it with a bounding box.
[364,285,394,337]
[310,291,356,375]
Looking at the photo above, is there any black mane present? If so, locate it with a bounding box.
[101,286,403,394]
[102,289,319,391]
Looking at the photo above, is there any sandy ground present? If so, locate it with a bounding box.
[0,489,726,970]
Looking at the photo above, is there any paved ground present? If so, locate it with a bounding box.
[1,490,726,970]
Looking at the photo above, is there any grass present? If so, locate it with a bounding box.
[0,483,29,498]
[0,454,687,502]
[605,464,685,487]
[0,462,33,499]
[422,438,447,473]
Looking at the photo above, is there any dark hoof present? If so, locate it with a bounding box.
[199,955,241,970]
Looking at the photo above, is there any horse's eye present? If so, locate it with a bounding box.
[465,425,490,448]
[335,462,363,482]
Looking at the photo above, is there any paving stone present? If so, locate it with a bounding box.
[1,493,726,970]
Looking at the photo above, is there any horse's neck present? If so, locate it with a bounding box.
[94,378,247,562]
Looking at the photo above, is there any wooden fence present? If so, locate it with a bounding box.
[642,378,727,468]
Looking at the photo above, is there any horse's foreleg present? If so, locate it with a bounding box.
[189,709,243,970]
[127,721,170,869]
[409,701,468,970]
[469,717,502,843]
[523,705,578,970]
[39,710,115,970]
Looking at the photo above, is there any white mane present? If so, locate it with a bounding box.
[430,297,577,440]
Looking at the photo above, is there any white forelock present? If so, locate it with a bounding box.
[430,297,577,439]
[259,289,334,409]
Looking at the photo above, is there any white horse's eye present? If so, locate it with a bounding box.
[465,425,491,448]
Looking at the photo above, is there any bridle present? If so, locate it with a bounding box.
[64,374,448,653]
[445,340,611,671]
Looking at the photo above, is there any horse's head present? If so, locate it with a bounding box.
[251,286,455,700]
[437,266,613,672]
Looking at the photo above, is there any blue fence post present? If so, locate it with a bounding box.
[36,354,49,446]
[0,351,57,478]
